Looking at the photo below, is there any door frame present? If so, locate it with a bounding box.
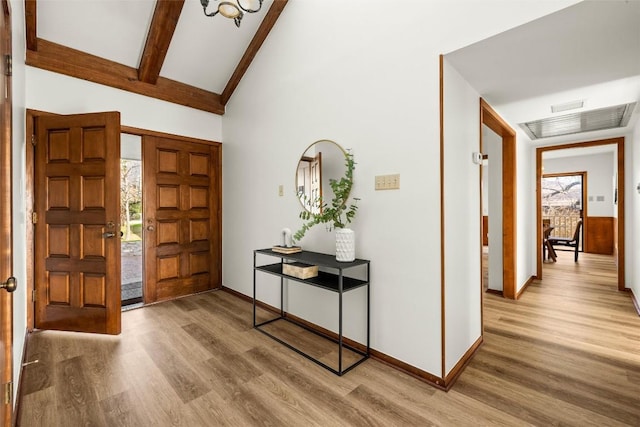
[535,137,625,290]
[25,109,51,331]
[124,125,222,305]
[24,112,223,330]
[480,99,517,299]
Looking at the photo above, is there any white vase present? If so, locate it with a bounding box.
[335,228,355,262]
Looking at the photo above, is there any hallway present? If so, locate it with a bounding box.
[461,252,639,424]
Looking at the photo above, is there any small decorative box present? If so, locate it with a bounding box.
[283,262,318,279]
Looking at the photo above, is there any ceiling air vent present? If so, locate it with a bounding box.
[520,102,636,140]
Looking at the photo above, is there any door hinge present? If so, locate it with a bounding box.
[4,55,11,77]
[32,289,36,302]
[31,134,36,147]
[3,382,12,405]
[32,212,38,224]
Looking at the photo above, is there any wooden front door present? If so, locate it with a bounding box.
[34,112,121,335]
[143,136,221,303]
[0,0,12,423]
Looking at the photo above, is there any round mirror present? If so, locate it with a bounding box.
[295,139,348,213]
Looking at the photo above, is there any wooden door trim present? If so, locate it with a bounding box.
[26,109,62,331]
[121,125,221,146]
[536,137,625,290]
[480,98,517,299]
[25,110,222,330]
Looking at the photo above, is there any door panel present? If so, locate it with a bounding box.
[143,136,221,303]
[35,112,121,335]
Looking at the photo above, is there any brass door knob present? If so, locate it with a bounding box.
[1,277,16,292]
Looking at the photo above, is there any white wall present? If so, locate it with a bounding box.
[484,125,503,291]
[482,159,489,216]
[628,124,640,301]
[614,149,619,220]
[442,60,482,375]
[25,67,223,142]
[542,152,615,217]
[221,0,577,377]
[516,129,536,290]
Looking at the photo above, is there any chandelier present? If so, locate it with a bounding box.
[200,0,264,27]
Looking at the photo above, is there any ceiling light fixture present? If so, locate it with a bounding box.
[201,0,263,27]
[551,99,584,113]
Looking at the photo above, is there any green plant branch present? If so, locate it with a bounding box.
[293,151,359,243]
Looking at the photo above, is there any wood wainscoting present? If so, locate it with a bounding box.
[585,216,614,255]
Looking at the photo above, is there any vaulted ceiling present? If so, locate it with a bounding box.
[26,0,640,142]
[25,0,289,115]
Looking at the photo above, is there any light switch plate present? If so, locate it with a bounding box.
[375,174,400,190]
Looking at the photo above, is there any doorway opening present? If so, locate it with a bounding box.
[121,134,143,309]
[535,138,624,290]
[542,173,585,253]
[480,99,517,299]
[481,124,505,295]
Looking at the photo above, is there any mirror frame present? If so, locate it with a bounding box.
[295,139,348,213]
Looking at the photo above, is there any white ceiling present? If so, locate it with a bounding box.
[37,0,275,94]
[445,0,640,143]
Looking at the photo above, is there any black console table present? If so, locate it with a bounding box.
[253,249,370,376]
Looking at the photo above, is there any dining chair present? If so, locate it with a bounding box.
[543,225,556,262]
[548,220,583,262]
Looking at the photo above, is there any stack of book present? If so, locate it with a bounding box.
[272,245,302,254]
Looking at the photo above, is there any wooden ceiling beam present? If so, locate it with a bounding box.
[138,0,185,84]
[221,0,288,105]
[25,0,37,51]
[26,38,225,115]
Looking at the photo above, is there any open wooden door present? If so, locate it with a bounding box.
[34,112,121,335]
[143,136,221,303]
[0,1,14,423]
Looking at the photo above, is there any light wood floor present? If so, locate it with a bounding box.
[18,253,640,426]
